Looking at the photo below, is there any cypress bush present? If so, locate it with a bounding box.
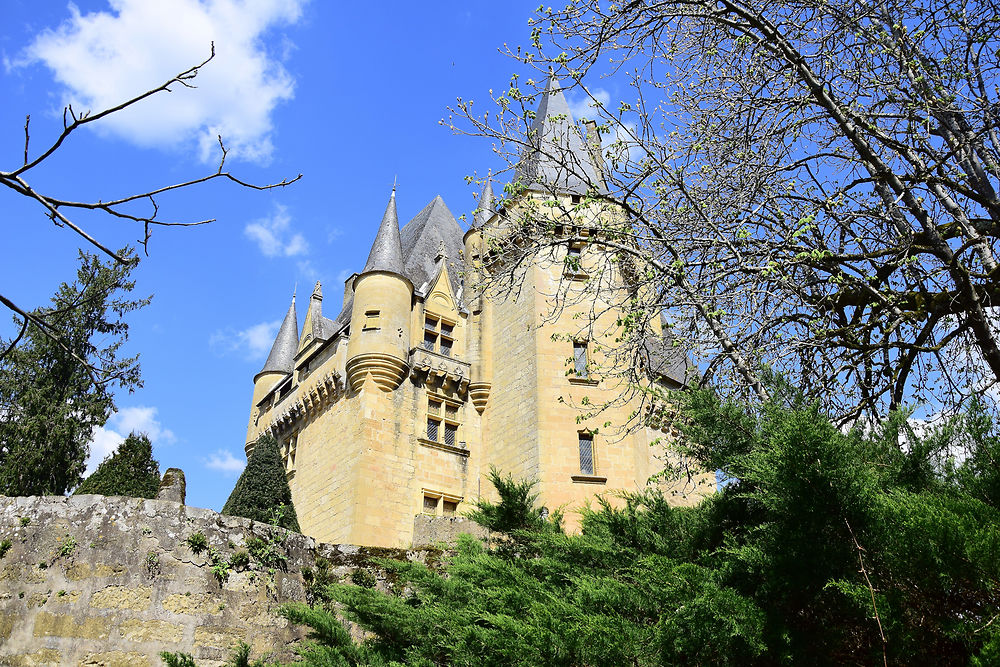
[222,434,300,532]
[74,432,160,499]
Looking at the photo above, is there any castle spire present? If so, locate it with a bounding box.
[472,173,495,228]
[256,294,298,380]
[361,187,406,276]
[515,75,606,195]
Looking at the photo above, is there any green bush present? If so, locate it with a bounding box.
[74,432,160,499]
[222,435,299,532]
[185,532,209,554]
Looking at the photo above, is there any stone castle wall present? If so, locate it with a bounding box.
[0,495,433,666]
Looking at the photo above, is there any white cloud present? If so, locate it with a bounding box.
[244,204,308,257]
[211,319,281,360]
[85,405,176,475]
[18,0,305,163]
[567,88,643,165]
[205,449,246,476]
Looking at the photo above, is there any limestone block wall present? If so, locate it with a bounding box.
[0,495,429,667]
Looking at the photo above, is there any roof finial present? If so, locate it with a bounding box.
[292,282,297,304]
[392,175,397,195]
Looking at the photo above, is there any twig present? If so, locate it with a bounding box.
[845,518,888,667]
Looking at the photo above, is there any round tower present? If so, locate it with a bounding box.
[464,174,496,413]
[246,294,298,452]
[346,188,413,391]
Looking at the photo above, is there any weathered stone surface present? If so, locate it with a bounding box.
[118,618,184,643]
[3,648,63,666]
[33,611,110,639]
[80,651,151,667]
[0,494,430,665]
[90,585,152,611]
[162,592,224,616]
[157,468,186,504]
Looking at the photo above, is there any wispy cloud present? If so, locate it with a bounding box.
[567,88,642,164]
[244,203,308,257]
[205,449,246,476]
[85,405,176,475]
[210,319,281,360]
[14,0,305,163]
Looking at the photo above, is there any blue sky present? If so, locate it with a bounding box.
[0,0,555,510]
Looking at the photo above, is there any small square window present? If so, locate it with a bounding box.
[363,310,381,330]
[442,500,458,517]
[579,433,595,475]
[423,495,439,514]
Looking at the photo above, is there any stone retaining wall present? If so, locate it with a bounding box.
[0,495,430,666]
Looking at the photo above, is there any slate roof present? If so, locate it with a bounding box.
[362,189,406,275]
[399,195,465,297]
[515,75,607,196]
[472,176,495,228]
[642,314,695,387]
[256,297,298,379]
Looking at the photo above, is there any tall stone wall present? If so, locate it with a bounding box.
[0,495,429,666]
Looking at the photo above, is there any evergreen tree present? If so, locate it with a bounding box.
[222,434,299,532]
[273,388,1000,666]
[74,432,160,499]
[0,250,146,496]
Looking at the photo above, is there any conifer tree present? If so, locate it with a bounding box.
[222,434,299,532]
[0,250,146,496]
[74,432,160,499]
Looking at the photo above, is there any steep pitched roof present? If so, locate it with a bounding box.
[472,175,495,229]
[400,195,465,297]
[256,296,298,379]
[362,189,406,276]
[642,313,695,387]
[515,75,607,195]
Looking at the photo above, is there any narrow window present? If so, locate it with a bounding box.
[579,433,595,475]
[426,418,439,442]
[444,423,458,447]
[439,337,453,357]
[442,500,458,517]
[574,341,589,377]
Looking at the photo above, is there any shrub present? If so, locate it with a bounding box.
[222,435,299,532]
[185,532,209,554]
[74,432,160,499]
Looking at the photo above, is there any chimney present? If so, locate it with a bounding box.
[583,120,607,190]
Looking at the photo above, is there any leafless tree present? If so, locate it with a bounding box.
[0,44,301,380]
[451,0,1000,422]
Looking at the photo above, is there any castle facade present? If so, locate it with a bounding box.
[244,78,708,548]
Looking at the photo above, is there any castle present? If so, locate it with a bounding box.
[244,77,709,548]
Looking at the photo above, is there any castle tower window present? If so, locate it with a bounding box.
[574,341,589,378]
[423,495,439,514]
[426,396,461,448]
[423,315,456,356]
[363,310,381,330]
[579,432,595,475]
[442,499,458,516]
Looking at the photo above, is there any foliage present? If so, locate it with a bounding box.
[73,432,160,498]
[454,0,1000,421]
[274,389,1000,666]
[222,434,300,532]
[160,653,198,667]
[0,539,10,559]
[186,532,209,555]
[0,251,146,496]
[160,644,277,667]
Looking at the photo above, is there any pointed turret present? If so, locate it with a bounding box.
[346,187,414,392]
[362,188,406,275]
[472,174,495,229]
[297,281,326,356]
[247,291,298,448]
[256,295,298,381]
[515,75,607,195]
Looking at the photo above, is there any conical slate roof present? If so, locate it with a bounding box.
[362,188,406,275]
[400,195,465,295]
[256,296,298,379]
[472,175,495,228]
[515,75,607,195]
